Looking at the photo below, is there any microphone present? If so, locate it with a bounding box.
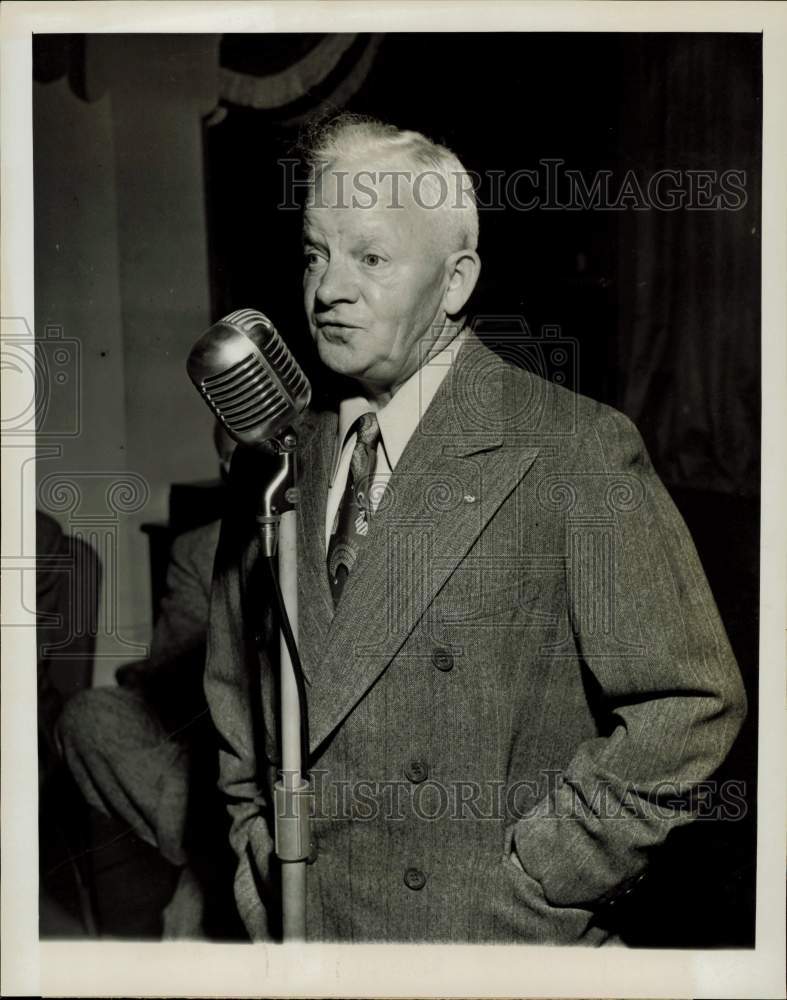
[187,308,311,447]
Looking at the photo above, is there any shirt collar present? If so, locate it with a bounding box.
[329,328,468,484]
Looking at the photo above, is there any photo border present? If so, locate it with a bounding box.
[2,3,784,997]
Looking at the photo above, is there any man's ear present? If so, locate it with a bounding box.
[442,249,481,317]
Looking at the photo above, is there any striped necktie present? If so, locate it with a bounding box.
[327,412,381,604]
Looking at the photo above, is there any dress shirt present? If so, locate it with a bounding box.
[324,329,467,550]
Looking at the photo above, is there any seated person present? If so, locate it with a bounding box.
[37,509,68,789]
[37,508,100,786]
[38,509,102,936]
[57,425,240,938]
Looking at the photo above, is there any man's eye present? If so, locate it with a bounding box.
[363,253,382,267]
[304,251,322,269]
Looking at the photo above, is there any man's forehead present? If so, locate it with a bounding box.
[303,204,407,236]
[305,157,445,244]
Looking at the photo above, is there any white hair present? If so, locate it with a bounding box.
[301,113,479,252]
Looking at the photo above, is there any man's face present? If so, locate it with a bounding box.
[302,156,452,395]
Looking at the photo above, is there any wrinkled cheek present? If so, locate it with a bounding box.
[317,336,360,372]
[303,276,320,312]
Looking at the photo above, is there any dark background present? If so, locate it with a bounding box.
[35,32,761,947]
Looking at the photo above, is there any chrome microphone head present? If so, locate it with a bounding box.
[187,308,311,447]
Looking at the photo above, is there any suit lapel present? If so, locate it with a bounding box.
[293,406,336,684]
[306,336,541,755]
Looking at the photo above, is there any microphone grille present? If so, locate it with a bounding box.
[201,352,289,432]
[188,308,311,447]
[222,308,310,406]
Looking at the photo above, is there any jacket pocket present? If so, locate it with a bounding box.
[490,825,606,944]
[501,848,602,944]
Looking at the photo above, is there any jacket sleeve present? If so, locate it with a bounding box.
[149,530,213,672]
[512,405,747,909]
[203,456,278,941]
[118,526,219,731]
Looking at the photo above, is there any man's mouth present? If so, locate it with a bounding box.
[315,320,359,338]
[316,317,356,327]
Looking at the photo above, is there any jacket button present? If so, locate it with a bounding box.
[403,867,427,891]
[432,648,454,672]
[404,760,428,784]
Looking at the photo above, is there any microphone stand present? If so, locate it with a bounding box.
[256,429,312,941]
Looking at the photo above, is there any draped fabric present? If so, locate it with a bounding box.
[616,35,761,495]
[217,33,383,125]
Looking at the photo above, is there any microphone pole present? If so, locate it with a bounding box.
[260,429,311,942]
[187,308,312,941]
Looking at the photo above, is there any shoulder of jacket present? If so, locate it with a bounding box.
[170,519,221,573]
[467,339,642,450]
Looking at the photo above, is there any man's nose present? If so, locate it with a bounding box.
[313,257,358,308]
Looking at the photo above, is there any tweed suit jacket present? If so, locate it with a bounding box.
[204,332,746,944]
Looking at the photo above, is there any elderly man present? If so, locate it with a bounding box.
[205,114,746,944]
